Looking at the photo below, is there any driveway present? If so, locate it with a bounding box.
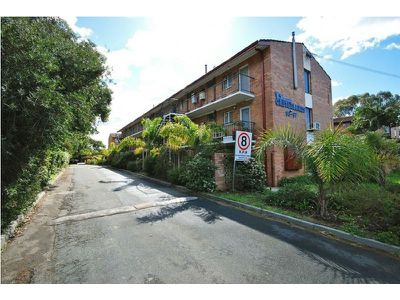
[2,165,400,283]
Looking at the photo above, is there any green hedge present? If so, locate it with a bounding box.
[1,149,69,230]
[265,183,317,212]
[180,154,216,192]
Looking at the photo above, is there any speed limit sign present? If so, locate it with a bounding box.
[234,131,252,161]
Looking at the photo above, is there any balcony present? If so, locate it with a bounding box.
[186,73,255,119]
[213,121,256,143]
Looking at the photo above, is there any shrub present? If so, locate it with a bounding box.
[144,156,158,176]
[110,151,136,169]
[332,183,400,232]
[278,175,315,187]
[265,183,317,212]
[1,149,70,230]
[153,154,173,180]
[180,154,216,192]
[127,160,141,172]
[167,167,185,185]
[375,229,400,246]
[224,156,267,192]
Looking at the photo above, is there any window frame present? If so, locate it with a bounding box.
[304,69,311,94]
[224,111,233,125]
[305,107,313,129]
[223,74,232,90]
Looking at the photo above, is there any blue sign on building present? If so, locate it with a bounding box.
[274,92,305,114]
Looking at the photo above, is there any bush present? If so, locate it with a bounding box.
[110,151,136,169]
[180,154,216,192]
[385,182,400,194]
[265,183,317,212]
[332,183,400,232]
[167,167,185,185]
[144,156,158,176]
[278,175,315,187]
[86,155,106,165]
[1,149,69,231]
[224,156,267,192]
[153,154,173,180]
[127,160,142,172]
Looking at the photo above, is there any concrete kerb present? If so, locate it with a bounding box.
[203,194,400,256]
[1,167,67,251]
[115,168,400,257]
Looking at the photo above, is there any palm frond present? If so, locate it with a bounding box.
[255,125,306,161]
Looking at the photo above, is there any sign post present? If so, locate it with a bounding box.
[232,130,252,191]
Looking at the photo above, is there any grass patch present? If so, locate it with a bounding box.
[387,169,400,185]
[212,190,323,224]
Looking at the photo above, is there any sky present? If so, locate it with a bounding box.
[63,17,400,146]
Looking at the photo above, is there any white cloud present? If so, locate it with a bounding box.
[385,42,400,50]
[62,16,93,40]
[92,17,234,145]
[331,80,342,87]
[295,17,400,59]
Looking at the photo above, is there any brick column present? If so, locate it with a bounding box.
[214,153,227,191]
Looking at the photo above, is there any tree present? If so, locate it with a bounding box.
[1,17,112,224]
[140,117,163,156]
[351,92,400,133]
[334,92,400,133]
[2,17,112,186]
[256,126,378,218]
[159,115,213,167]
[362,131,400,184]
[333,95,359,117]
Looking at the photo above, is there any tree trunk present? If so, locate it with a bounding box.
[177,151,180,168]
[318,183,327,218]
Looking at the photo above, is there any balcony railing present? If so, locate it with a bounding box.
[186,73,256,119]
[217,72,254,101]
[213,121,256,141]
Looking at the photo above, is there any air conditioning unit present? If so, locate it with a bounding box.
[199,91,206,101]
[191,93,198,104]
[308,122,321,131]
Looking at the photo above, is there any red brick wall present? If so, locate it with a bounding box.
[264,42,332,186]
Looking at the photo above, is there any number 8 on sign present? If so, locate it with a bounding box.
[235,131,252,161]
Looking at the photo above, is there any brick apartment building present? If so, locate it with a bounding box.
[117,35,333,187]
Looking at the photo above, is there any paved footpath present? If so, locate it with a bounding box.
[2,165,400,283]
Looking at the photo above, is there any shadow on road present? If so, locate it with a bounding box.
[104,166,400,284]
[136,201,222,224]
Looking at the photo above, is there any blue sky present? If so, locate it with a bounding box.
[65,17,400,145]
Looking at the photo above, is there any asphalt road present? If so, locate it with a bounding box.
[2,165,400,283]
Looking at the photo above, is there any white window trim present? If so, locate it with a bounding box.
[240,106,251,123]
[239,65,249,92]
[224,111,233,124]
[223,74,232,90]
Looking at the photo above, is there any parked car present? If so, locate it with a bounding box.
[69,158,79,164]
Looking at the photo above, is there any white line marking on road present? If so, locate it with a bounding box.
[49,196,198,225]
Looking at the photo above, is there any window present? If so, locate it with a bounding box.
[224,111,233,124]
[223,74,232,90]
[305,107,313,129]
[240,107,251,131]
[304,69,311,94]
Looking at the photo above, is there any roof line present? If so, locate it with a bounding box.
[118,38,331,132]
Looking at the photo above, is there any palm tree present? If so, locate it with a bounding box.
[159,115,213,167]
[256,126,378,218]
